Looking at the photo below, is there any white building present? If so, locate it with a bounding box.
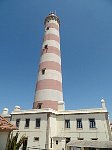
[1,12,112,150]
[3,100,112,150]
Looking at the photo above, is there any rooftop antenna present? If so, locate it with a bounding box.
[54,10,56,15]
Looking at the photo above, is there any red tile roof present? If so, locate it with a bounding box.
[0,116,17,131]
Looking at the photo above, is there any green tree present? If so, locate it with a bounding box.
[6,132,27,150]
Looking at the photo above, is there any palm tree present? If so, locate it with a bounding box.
[6,132,27,150]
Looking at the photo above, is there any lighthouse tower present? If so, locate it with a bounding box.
[33,12,64,111]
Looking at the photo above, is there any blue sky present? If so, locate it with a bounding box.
[0,0,112,118]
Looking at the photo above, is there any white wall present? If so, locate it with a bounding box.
[53,137,64,150]
[0,131,9,150]
[10,110,111,150]
[51,112,111,150]
[11,113,47,150]
[56,112,111,141]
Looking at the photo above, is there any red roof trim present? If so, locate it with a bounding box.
[0,116,17,131]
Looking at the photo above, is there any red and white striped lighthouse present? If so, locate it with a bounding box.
[33,12,64,111]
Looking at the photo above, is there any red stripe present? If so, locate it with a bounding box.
[33,100,58,110]
[42,46,60,56]
[39,61,61,72]
[36,79,62,92]
[44,34,60,43]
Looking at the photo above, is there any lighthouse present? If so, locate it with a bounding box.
[33,12,65,111]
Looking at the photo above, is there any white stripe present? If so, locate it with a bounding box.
[40,53,61,65]
[43,40,60,50]
[45,28,59,37]
[38,69,62,82]
[35,89,63,102]
[46,20,59,26]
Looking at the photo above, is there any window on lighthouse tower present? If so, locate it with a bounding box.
[42,45,48,54]
[42,68,46,75]
[44,44,48,49]
[46,27,49,30]
[37,103,42,109]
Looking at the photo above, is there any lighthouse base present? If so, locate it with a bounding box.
[33,100,58,110]
[58,101,65,111]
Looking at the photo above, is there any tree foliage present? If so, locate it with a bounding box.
[6,132,27,150]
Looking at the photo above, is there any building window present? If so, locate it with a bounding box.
[42,68,46,75]
[34,137,39,141]
[66,138,70,144]
[78,138,84,140]
[16,119,20,127]
[25,119,30,128]
[56,140,58,145]
[50,138,52,148]
[65,120,70,128]
[77,119,82,128]
[91,138,98,140]
[89,118,96,128]
[36,118,41,128]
